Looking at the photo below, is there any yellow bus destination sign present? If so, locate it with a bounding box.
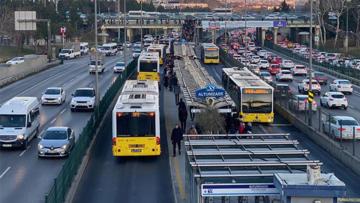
[243,88,271,94]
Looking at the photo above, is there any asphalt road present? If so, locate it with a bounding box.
[203,59,360,197]
[73,87,174,203]
[265,48,360,157]
[0,52,132,203]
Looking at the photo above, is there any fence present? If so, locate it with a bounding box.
[264,41,360,86]
[219,46,360,160]
[44,59,137,203]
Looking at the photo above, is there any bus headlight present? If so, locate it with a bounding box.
[17,134,25,140]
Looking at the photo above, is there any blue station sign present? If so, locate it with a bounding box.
[195,84,225,99]
[273,20,287,27]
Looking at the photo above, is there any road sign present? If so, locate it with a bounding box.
[195,84,225,99]
[60,26,66,34]
[273,21,287,27]
[15,11,37,31]
[314,36,319,42]
[201,183,279,197]
[308,91,314,103]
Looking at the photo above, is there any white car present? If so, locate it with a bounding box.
[250,55,260,64]
[259,71,272,83]
[322,116,360,139]
[292,65,307,76]
[329,79,353,94]
[276,70,293,82]
[281,60,295,69]
[298,79,321,95]
[258,60,269,68]
[241,58,250,66]
[257,50,267,58]
[41,87,66,105]
[113,61,126,73]
[320,92,348,109]
[70,88,96,111]
[6,57,25,65]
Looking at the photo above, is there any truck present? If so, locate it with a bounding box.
[58,42,81,59]
[89,52,105,74]
[80,42,89,55]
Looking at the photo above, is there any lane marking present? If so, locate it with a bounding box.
[0,167,11,179]
[173,156,186,200]
[60,109,67,115]
[50,118,56,124]
[19,145,31,157]
[270,123,292,127]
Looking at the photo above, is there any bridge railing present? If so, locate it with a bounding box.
[44,59,137,203]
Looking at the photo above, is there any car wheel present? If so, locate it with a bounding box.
[22,139,28,150]
[343,105,347,110]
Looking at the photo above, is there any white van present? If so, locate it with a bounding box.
[102,43,118,56]
[80,42,89,55]
[0,97,40,149]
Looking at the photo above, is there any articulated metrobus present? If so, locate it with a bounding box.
[137,51,160,81]
[201,43,220,64]
[112,80,160,156]
[147,44,166,65]
[222,67,274,123]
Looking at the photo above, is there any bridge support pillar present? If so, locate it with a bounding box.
[127,28,134,42]
[261,28,266,47]
[315,25,320,47]
[273,27,278,44]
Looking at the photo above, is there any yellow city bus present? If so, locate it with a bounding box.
[201,43,220,64]
[112,80,161,157]
[222,67,274,123]
[137,51,160,81]
[147,44,166,65]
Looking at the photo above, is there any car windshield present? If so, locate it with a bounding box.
[296,66,305,69]
[338,119,359,126]
[45,88,60,95]
[60,49,70,53]
[261,61,268,63]
[90,61,102,66]
[74,89,95,97]
[338,80,350,84]
[116,62,125,66]
[261,72,270,76]
[331,94,344,99]
[43,130,68,140]
[0,115,26,128]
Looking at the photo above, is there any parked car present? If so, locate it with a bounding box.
[320,92,348,109]
[70,88,96,111]
[288,94,317,112]
[38,127,75,157]
[329,79,353,94]
[6,57,24,65]
[298,79,321,95]
[312,71,328,85]
[292,65,307,76]
[41,87,66,105]
[276,70,293,81]
[322,116,360,140]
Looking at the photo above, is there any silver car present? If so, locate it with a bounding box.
[38,127,75,158]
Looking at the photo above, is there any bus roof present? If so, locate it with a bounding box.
[201,43,219,49]
[223,67,273,90]
[139,51,159,61]
[147,44,165,50]
[114,80,159,112]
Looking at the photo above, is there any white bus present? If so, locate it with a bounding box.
[0,97,40,149]
[147,44,166,65]
[112,80,160,156]
[102,43,118,56]
[137,51,160,81]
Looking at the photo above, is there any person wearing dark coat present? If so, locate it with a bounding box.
[178,98,186,110]
[178,106,188,132]
[171,124,183,157]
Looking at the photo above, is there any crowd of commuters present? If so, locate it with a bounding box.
[182,19,196,42]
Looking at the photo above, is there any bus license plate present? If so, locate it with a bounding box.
[2,144,12,147]
[131,149,142,152]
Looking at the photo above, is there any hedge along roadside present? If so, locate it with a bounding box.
[264,41,360,86]
[44,59,137,203]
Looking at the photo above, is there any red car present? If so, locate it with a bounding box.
[272,56,282,64]
[268,64,281,75]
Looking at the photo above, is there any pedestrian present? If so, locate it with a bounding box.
[163,74,169,89]
[174,82,180,105]
[187,125,198,140]
[245,122,252,134]
[171,124,183,157]
[169,74,174,91]
[238,121,245,134]
[178,98,186,112]
[178,105,188,132]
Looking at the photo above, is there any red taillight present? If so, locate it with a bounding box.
[112,138,116,146]
[356,128,360,131]
[156,137,160,145]
[338,128,346,132]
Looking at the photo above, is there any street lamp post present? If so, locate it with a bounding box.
[117,0,121,43]
[141,0,143,50]
[308,0,313,125]
[123,0,127,69]
[94,0,99,107]
[345,0,352,55]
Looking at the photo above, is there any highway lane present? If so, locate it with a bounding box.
[0,52,133,203]
[73,87,174,203]
[203,58,360,197]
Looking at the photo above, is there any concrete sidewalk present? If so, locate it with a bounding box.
[163,87,191,203]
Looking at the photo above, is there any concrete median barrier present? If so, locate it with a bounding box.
[0,55,60,88]
[275,103,360,176]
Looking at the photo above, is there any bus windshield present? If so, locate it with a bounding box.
[116,112,155,137]
[242,93,272,113]
[0,115,26,128]
[205,49,219,59]
[140,61,157,72]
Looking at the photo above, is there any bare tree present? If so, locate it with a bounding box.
[314,0,331,46]
[350,0,360,47]
[195,107,226,134]
[328,0,347,48]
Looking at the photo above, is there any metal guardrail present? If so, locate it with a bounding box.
[44,59,137,203]
[264,41,360,86]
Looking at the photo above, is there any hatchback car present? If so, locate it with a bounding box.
[281,60,295,69]
[292,65,307,76]
[288,95,317,112]
[298,79,321,95]
[38,127,75,157]
[41,87,66,105]
[276,70,293,82]
[312,72,328,85]
[259,71,273,83]
[322,116,360,140]
[329,79,353,94]
[320,92,348,109]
